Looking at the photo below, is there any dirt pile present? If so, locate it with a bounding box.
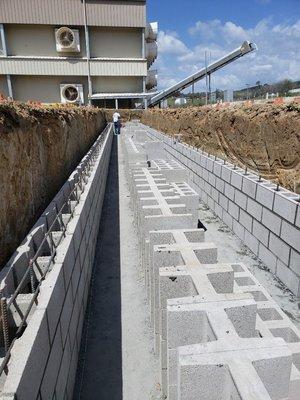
[0,101,106,268]
[141,103,300,193]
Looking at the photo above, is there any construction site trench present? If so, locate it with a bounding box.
[0,103,299,400]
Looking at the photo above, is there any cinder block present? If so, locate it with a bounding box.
[213,162,222,177]
[234,190,247,210]
[290,249,300,276]
[256,183,275,210]
[296,207,300,229]
[55,334,72,398]
[273,192,298,224]
[242,175,257,199]
[262,208,282,236]
[232,220,245,241]
[252,219,270,247]
[208,173,216,187]
[206,157,214,172]
[3,310,51,400]
[228,200,239,220]
[276,259,300,298]
[280,220,300,251]
[239,210,253,232]
[177,338,292,400]
[220,165,231,183]
[230,170,243,190]
[40,324,63,400]
[244,230,259,254]
[215,177,225,193]
[247,197,263,221]
[258,243,277,273]
[214,203,223,219]
[218,193,229,211]
[269,232,291,265]
[222,211,233,230]
[224,182,235,201]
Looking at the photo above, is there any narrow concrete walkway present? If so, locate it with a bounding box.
[74,136,160,400]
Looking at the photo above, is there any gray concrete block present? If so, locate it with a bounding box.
[55,334,71,399]
[258,243,277,274]
[214,202,223,219]
[218,193,229,211]
[276,259,300,298]
[230,170,243,190]
[296,206,300,229]
[40,324,63,400]
[247,197,263,221]
[232,220,245,241]
[269,232,291,265]
[224,182,235,201]
[206,157,214,172]
[208,173,216,187]
[215,177,225,193]
[213,162,222,177]
[211,187,219,203]
[281,220,300,252]
[222,211,233,230]
[220,165,231,183]
[252,219,270,247]
[273,192,298,224]
[242,175,257,199]
[228,200,240,220]
[3,310,51,400]
[38,263,66,343]
[261,207,282,236]
[239,210,253,232]
[244,230,259,254]
[256,183,275,210]
[290,249,300,277]
[60,284,74,347]
[234,190,247,210]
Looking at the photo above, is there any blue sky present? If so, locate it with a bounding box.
[147,0,300,91]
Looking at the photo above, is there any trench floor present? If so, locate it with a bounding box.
[74,136,161,400]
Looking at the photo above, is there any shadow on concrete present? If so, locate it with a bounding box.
[74,135,122,400]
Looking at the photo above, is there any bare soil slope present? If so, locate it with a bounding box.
[141,103,300,193]
[0,102,106,268]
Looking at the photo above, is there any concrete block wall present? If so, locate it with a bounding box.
[124,123,300,400]
[146,126,300,298]
[1,126,113,399]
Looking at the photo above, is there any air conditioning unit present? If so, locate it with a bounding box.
[145,22,158,42]
[60,84,84,104]
[55,27,80,53]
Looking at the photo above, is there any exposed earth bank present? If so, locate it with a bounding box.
[141,103,300,193]
[0,102,106,268]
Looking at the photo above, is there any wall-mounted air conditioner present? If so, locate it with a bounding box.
[55,27,80,53]
[146,42,158,65]
[60,84,84,104]
[145,22,158,42]
[146,70,158,90]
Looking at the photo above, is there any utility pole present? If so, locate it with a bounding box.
[205,51,208,105]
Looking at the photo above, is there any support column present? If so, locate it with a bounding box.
[115,99,119,110]
[83,0,93,105]
[0,24,13,99]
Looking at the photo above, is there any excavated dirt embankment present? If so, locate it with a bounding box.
[141,103,300,193]
[0,102,106,268]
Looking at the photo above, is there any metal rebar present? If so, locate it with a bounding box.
[29,259,35,293]
[244,166,248,175]
[276,183,280,191]
[258,175,262,182]
[1,298,10,353]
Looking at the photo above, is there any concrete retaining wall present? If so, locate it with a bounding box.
[1,126,113,400]
[147,127,300,298]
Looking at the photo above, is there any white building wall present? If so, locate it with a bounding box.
[90,27,142,58]
[12,75,88,103]
[92,76,143,93]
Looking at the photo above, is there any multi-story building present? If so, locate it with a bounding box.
[0,0,158,108]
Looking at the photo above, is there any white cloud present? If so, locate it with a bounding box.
[154,18,300,91]
[157,30,189,55]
